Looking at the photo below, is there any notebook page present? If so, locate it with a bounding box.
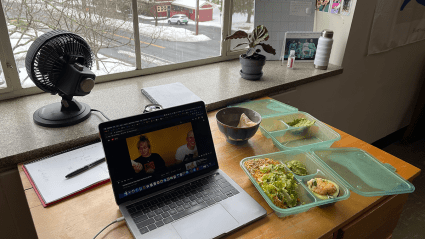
[142,82,202,109]
[24,142,109,204]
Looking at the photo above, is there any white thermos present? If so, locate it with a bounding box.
[314,30,334,70]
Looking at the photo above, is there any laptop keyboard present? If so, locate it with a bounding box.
[126,173,240,235]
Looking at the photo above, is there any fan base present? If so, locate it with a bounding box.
[33,101,91,128]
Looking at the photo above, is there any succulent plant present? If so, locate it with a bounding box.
[224,25,276,58]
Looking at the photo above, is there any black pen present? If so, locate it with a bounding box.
[65,158,106,179]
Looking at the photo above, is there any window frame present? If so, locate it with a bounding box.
[0,0,245,101]
[157,5,167,12]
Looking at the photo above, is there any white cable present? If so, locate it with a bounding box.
[93,217,125,239]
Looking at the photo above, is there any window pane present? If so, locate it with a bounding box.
[2,0,135,88]
[136,0,221,68]
[0,61,6,89]
[230,0,255,52]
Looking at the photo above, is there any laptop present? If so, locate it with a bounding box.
[98,101,266,239]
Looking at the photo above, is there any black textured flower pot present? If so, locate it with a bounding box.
[239,54,266,80]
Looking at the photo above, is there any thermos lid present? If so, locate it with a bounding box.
[321,30,334,38]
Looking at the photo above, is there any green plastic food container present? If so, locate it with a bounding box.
[261,111,341,151]
[230,99,298,117]
[240,148,415,217]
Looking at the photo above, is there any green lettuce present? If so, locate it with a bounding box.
[259,163,299,208]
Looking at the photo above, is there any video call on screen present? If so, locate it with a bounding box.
[101,105,217,200]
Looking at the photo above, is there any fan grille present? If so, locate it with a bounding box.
[25,30,94,94]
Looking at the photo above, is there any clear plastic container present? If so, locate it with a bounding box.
[310,148,414,196]
[240,148,415,217]
[240,150,350,217]
[261,112,341,151]
[230,99,298,118]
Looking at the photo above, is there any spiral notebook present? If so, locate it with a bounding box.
[22,141,110,207]
[141,82,202,109]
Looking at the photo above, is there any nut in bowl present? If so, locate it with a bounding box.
[216,107,261,145]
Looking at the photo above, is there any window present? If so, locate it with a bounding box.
[230,0,255,51]
[0,61,6,89]
[0,0,137,97]
[0,0,249,101]
[157,5,167,12]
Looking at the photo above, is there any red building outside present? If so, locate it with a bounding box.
[144,0,213,22]
[171,0,213,22]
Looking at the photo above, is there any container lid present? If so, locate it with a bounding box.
[230,99,298,118]
[321,29,334,39]
[310,148,415,197]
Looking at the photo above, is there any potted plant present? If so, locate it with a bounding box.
[225,25,276,80]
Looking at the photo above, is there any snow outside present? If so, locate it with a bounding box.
[0,0,254,89]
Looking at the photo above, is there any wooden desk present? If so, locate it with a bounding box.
[19,108,421,239]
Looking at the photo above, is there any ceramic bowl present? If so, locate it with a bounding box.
[216,107,262,145]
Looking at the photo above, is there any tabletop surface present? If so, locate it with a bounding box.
[19,106,421,239]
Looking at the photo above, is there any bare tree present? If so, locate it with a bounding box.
[40,0,135,71]
[2,0,165,74]
[233,0,254,23]
[138,0,165,27]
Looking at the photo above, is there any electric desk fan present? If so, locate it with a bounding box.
[25,30,96,128]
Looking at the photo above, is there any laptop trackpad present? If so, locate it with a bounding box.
[172,204,239,239]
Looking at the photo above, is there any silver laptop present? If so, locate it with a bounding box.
[99,101,266,239]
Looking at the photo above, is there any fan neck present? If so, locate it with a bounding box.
[61,97,82,112]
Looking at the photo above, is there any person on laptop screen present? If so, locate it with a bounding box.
[175,130,198,164]
[132,135,166,175]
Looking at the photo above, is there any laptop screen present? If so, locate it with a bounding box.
[99,101,219,205]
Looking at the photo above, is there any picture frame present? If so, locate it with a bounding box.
[330,0,342,14]
[316,0,332,13]
[280,31,322,63]
[341,0,353,16]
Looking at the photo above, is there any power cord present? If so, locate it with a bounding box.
[91,109,110,121]
[93,217,125,239]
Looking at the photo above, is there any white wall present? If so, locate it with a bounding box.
[314,0,357,66]
[273,0,425,143]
